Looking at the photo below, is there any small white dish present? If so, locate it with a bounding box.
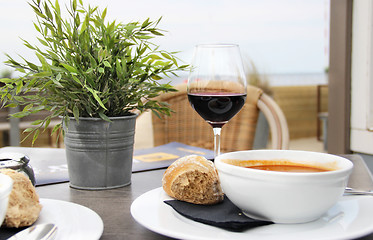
[36,198,104,240]
[131,187,373,240]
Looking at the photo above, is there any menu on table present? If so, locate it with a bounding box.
[0,142,214,186]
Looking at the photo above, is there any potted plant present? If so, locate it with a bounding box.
[0,0,187,189]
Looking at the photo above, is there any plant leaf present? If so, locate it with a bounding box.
[32,129,40,145]
[61,63,79,74]
[31,119,44,125]
[73,105,79,120]
[103,61,111,68]
[98,111,111,122]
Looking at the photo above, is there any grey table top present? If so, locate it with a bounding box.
[31,154,373,240]
[36,169,168,240]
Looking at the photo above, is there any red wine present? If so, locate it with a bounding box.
[188,92,246,128]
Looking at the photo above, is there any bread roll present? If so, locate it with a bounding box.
[162,155,224,205]
[0,169,42,228]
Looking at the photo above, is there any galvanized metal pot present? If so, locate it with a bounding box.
[63,114,137,190]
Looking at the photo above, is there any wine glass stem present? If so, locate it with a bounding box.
[213,127,222,158]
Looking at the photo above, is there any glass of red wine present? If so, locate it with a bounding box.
[187,44,247,157]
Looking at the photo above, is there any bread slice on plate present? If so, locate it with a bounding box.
[162,155,224,205]
[0,169,42,228]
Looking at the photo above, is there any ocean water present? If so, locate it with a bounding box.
[266,73,328,86]
[161,72,328,87]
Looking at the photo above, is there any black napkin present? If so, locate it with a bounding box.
[164,197,273,231]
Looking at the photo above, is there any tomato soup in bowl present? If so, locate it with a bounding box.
[214,150,353,224]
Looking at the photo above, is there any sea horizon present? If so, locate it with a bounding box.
[162,72,328,87]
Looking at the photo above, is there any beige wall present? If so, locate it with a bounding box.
[272,85,328,140]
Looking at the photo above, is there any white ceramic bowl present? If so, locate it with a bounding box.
[215,150,353,224]
[0,173,13,225]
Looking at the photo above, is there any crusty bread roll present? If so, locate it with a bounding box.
[162,155,224,205]
[0,169,42,228]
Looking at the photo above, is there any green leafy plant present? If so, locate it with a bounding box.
[0,0,187,143]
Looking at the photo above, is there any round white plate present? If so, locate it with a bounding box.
[131,187,373,240]
[36,198,103,240]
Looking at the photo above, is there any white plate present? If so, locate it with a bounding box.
[131,187,373,240]
[36,198,103,240]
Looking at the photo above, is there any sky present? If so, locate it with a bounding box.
[0,0,329,76]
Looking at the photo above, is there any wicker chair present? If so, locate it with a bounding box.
[152,84,289,152]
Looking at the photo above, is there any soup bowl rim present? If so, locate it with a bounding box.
[214,149,354,179]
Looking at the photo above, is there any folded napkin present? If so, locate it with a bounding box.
[164,197,273,231]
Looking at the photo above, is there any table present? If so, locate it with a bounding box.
[5,154,373,240]
[36,169,169,240]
